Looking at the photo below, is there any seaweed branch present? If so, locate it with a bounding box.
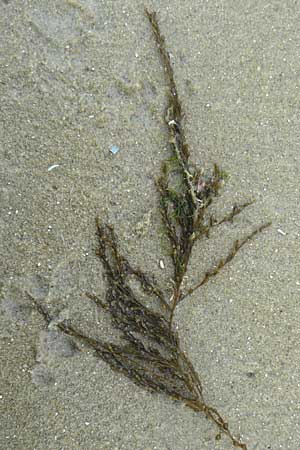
[31,9,272,450]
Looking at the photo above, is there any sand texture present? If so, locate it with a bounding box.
[1,1,300,449]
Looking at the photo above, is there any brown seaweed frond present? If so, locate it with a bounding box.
[146,9,269,331]
[181,222,271,300]
[30,221,247,449]
[147,8,225,324]
[90,219,250,448]
[31,9,272,450]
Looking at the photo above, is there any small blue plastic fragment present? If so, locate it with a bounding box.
[110,145,120,155]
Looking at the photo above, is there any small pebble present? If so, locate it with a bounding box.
[110,145,120,155]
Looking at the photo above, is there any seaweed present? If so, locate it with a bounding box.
[31,9,271,450]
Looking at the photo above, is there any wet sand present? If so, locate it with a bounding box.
[1,1,300,449]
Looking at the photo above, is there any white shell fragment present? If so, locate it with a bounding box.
[277,229,286,236]
[159,259,165,269]
[47,164,60,172]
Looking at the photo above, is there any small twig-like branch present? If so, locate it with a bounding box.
[191,200,255,242]
[95,218,171,312]
[145,9,182,124]
[168,286,182,331]
[85,292,107,309]
[185,399,247,449]
[182,222,271,301]
[27,292,52,325]
[213,200,255,227]
[145,8,196,219]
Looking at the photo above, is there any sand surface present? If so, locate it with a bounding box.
[1,1,300,449]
